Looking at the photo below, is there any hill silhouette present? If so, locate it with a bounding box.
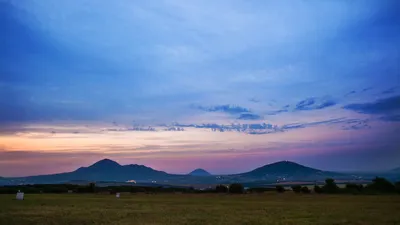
[188,169,212,176]
[240,161,340,180]
[391,167,400,173]
[4,159,349,184]
[15,159,171,184]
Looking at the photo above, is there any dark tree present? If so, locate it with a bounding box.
[247,187,276,193]
[395,182,400,194]
[291,185,302,193]
[301,186,311,194]
[366,177,396,193]
[323,178,339,193]
[345,183,364,193]
[229,183,244,194]
[89,182,96,193]
[314,185,323,194]
[276,185,285,193]
[216,185,229,193]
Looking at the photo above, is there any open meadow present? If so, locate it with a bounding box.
[1,193,400,225]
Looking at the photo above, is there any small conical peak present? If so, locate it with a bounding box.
[272,161,299,165]
[189,168,212,176]
[90,158,121,168]
[261,161,310,170]
[192,168,207,173]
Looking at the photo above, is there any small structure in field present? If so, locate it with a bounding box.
[16,190,24,200]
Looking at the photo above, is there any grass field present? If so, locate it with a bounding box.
[1,193,400,225]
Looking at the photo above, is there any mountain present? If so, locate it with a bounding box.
[87,158,121,169]
[14,159,172,184]
[391,167,400,173]
[239,161,341,181]
[5,159,352,185]
[188,169,212,176]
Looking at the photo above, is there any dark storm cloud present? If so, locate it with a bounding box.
[343,95,400,114]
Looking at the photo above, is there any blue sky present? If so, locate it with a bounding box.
[0,0,399,176]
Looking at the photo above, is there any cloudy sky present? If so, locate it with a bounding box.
[1,0,399,177]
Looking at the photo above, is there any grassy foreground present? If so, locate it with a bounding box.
[1,193,400,225]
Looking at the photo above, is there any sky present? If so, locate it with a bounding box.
[1,0,400,177]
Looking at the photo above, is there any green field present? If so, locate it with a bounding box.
[1,193,400,225]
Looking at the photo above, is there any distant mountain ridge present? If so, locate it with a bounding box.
[188,169,212,176]
[244,161,321,175]
[3,159,352,185]
[13,159,172,184]
[391,167,400,173]
[241,161,340,180]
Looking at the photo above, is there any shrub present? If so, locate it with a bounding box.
[46,187,68,194]
[130,187,146,193]
[301,186,311,194]
[291,185,302,193]
[229,183,244,194]
[345,183,364,194]
[323,178,339,193]
[314,185,323,194]
[89,182,96,193]
[395,182,400,194]
[215,185,229,193]
[247,187,275,193]
[276,185,285,193]
[366,177,396,193]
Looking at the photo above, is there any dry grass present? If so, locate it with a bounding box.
[1,193,400,225]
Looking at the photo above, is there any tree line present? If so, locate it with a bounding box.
[0,183,194,194]
[217,177,400,194]
[280,177,400,195]
[0,177,399,195]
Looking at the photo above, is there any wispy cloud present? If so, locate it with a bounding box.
[281,118,370,131]
[294,96,337,111]
[361,87,373,92]
[193,104,251,114]
[382,86,398,95]
[343,95,400,114]
[172,122,280,134]
[265,109,289,116]
[249,98,261,103]
[380,114,400,122]
[237,113,262,120]
[344,91,356,97]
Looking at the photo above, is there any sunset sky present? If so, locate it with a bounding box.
[1,0,399,177]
